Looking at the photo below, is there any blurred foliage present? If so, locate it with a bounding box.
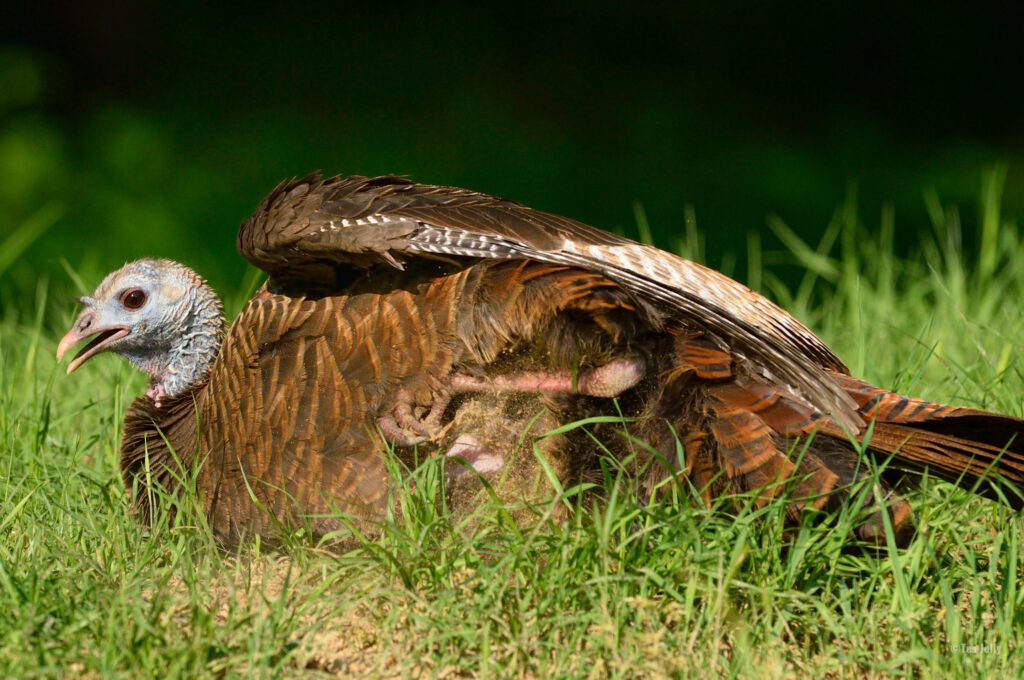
[1,3,1023,315]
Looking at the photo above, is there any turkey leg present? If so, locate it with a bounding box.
[377,357,645,445]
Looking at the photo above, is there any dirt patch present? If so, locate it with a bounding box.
[443,392,570,528]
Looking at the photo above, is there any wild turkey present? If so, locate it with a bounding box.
[57,173,1024,545]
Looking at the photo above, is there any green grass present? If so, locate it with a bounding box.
[2,173,1023,678]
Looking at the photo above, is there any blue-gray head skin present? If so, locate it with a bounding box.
[56,259,225,407]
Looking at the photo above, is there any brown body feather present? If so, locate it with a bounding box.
[110,174,1024,545]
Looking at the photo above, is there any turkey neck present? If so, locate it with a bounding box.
[155,278,226,398]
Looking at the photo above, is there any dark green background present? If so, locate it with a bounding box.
[3,1,1023,301]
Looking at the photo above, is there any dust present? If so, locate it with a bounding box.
[441,391,570,528]
[137,557,418,677]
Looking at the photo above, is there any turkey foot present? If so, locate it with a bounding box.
[377,358,644,446]
[377,384,453,446]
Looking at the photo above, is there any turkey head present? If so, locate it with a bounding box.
[56,258,224,407]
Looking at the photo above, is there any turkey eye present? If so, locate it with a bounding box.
[121,289,147,310]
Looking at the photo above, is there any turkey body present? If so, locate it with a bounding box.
[72,174,1024,546]
[121,258,657,541]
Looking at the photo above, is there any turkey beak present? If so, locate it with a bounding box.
[56,310,130,374]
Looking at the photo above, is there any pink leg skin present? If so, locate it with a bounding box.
[378,358,645,447]
[451,358,645,398]
[444,434,505,480]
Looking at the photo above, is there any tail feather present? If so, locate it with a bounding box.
[821,419,1024,508]
[819,372,1024,507]
[658,332,1024,541]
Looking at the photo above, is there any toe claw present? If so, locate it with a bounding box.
[378,384,453,447]
[376,414,427,446]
